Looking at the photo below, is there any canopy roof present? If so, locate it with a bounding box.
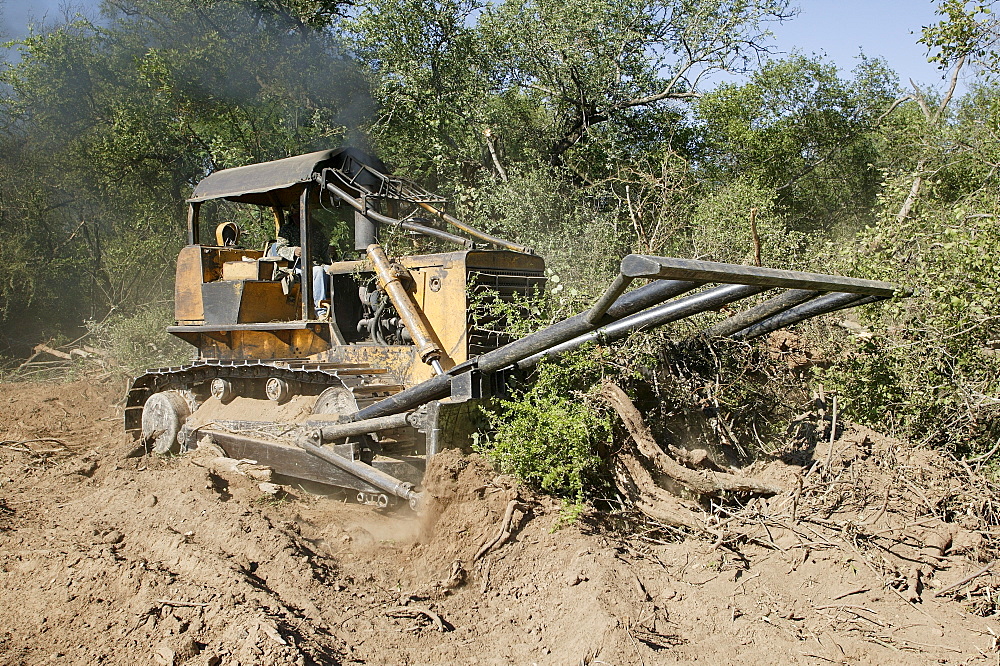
[188,147,387,207]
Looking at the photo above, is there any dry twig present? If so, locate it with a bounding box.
[934,561,997,598]
[385,605,449,632]
[157,599,209,608]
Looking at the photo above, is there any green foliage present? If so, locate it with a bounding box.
[551,499,587,529]
[921,0,998,73]
[86,303,192,375]
[347,0,503,184]
[812,8,1000,457]
[694,55,897,233]
[480,0,794,167]
[686,176,811,267]
[351,0,794,186]
[822,206,1000,454]
[477,351,609,500]
[457,167,625,298]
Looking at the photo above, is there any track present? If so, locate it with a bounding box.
[124,358,403,435]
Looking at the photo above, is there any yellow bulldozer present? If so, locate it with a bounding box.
[125,147,904,509]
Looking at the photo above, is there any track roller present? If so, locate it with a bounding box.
[210,378,235,403]
[265,377,292,403]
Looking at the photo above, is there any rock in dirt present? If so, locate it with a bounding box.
[153,636,199,666]
[258,482,282,496]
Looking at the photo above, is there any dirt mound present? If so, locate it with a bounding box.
[2,379,1000,664]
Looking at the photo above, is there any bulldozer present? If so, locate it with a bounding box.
[125,147,904,509]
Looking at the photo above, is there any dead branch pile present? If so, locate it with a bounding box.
[603,381,1000,611]
[6,340,114,381]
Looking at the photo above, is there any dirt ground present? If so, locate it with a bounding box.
[2,378,1000,665]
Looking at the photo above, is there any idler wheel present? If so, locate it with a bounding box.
[312,386,358,417]
[141,391,193,454]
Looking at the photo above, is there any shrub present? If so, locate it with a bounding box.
[86,302,192,375]
[477,350,609,501]
[820,203,1000,455]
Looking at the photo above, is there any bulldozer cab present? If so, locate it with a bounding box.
[169,148,546,386]
[178,148,382,327]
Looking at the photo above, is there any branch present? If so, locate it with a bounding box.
[935,54,966,121]
[482,128,508,183]
[909,79,934,121]
[614,56,701,110]
[895,157,928,224]
[617,89,701,109]
[524,82,573,104]
[874,95,915,126]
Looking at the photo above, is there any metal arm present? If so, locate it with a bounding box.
[316,165,532,253]
[320,177,474,248]
[348,254,907,422]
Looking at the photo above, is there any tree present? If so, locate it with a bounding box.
[350,0,795,184]
[818,1,1000,454]
[482,0,795,169]
[347,0,500,186]
[693,54,898,233]
[920,0,998,77]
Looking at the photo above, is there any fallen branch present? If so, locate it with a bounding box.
[830,585,869,601]
[905,567,922,603]
[157,599,209,607]
[190,455,274,483]
[0,438,69,449]
[479,557,493,594]
[934,560,996,598]
[1,438,72,456]
[33,343,72,360]
[601,382,782,497]
[82,345,112,357]
[189,439,273,482]
[15,351,43,371]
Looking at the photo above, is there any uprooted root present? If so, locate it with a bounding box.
[612,443,714,534]
[601,382,783,500]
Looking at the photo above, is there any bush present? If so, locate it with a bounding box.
[686,177,812,269]
[820,203,1000,455]
[455,167,625,301]
[477,350,609,501]
[86,303,192,375]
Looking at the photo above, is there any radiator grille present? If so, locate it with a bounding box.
[467,269,546,356]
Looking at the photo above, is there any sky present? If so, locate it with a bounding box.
[764,0,958,91]
[2,0,86,38]
[0,0,963,91]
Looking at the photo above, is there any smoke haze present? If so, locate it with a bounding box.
[0,0,376,357]
[3,0,101,37]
